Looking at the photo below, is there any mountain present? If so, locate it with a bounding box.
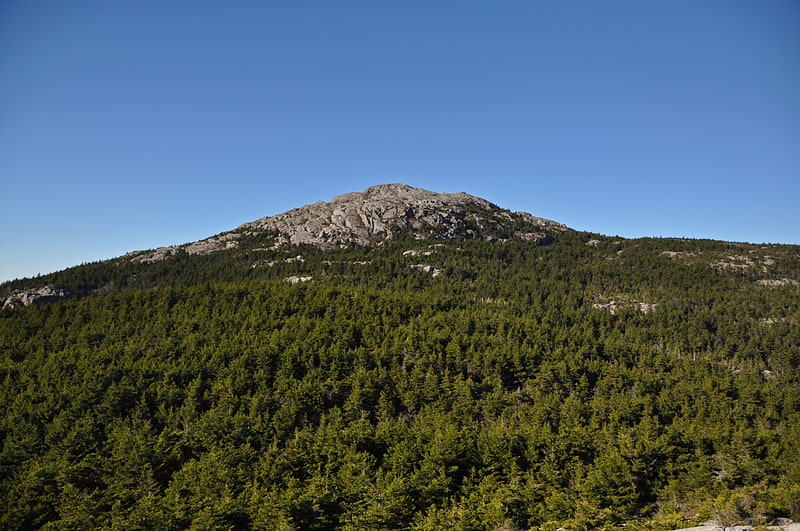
[2,184,565,306]
[127,183,565,263]
[1,184,799,530]
[239,183,564,246]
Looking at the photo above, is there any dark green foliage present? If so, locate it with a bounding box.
[1,231,799,529]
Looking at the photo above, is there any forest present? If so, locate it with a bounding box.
[1,229,799,530]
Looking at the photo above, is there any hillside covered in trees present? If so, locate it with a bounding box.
[1,188,799,530]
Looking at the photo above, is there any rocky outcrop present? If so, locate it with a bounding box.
[757,278,799,287]
[671,520,800,531]
[592,297,657,314]
[2,285,70,309]
[514,231,554,245]
[285,275,312,285]
[127,184,566,263]
[239,183,564,248]
[410,264,443,277]
[127,232,239,263]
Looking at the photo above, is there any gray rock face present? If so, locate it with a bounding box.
[670,520,800,531]
[2,285,70,309]
[127,183,565,263]
[127,232,239,263]
[240,183,564,248]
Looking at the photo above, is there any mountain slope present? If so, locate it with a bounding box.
[126,183,565,263]
[2,183,566,305]
[1,185,800,530]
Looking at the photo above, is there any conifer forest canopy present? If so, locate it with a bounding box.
[1,229,799,529]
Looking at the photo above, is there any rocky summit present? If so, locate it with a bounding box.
[130,183,565,262]
[241,183,564,247]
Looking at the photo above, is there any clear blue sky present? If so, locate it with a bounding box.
[2,1,799,282]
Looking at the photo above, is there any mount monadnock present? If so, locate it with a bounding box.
[2,184,799,530]
[129,183,566,263]
[2,184,565,307]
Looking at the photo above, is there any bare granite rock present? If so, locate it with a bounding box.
[128,184,565,263]
[127,232,239,263]
[592,297,657,314]
[757,278,799,287]
[239,183,564,249]
[285,275,312,285]
[671,520,800,531]
[2,285,70,309]
[410,264,443,277]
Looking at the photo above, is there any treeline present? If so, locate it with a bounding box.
[1,233,799,529]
